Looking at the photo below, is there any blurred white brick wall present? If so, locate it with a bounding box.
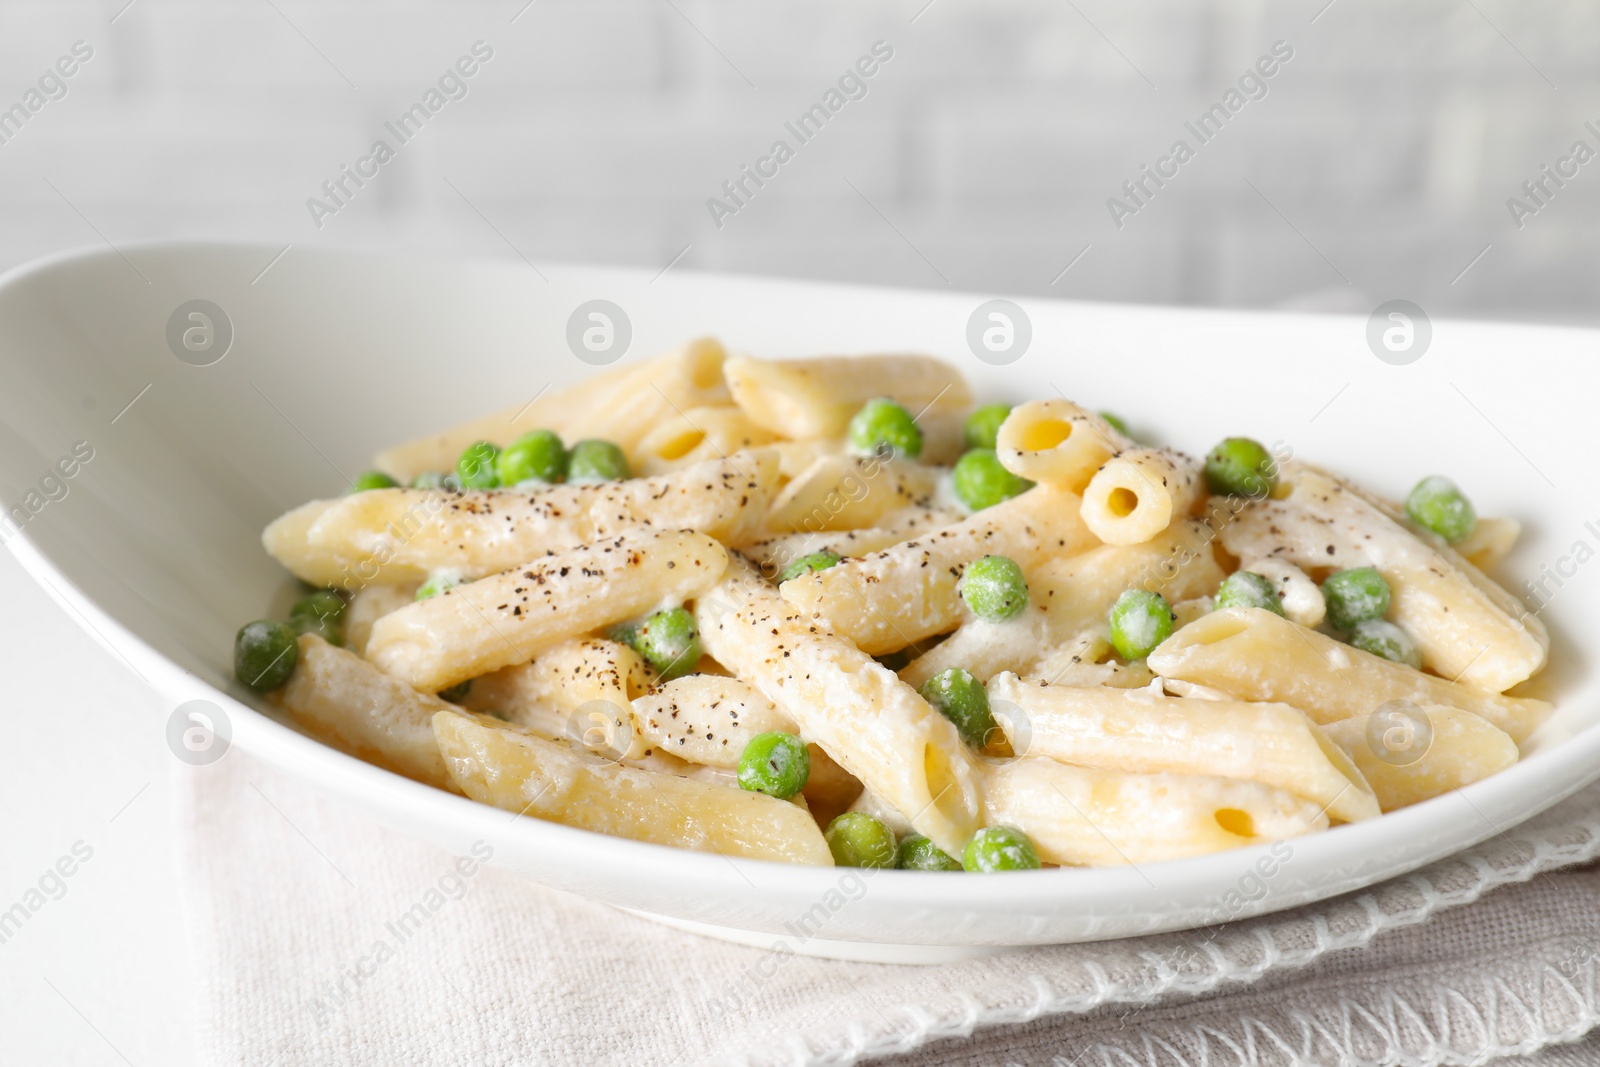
[0,0,1595,319]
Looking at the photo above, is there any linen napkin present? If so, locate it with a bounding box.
[178,750,1600,1066]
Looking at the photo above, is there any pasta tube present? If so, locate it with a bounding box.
[264,450,775,588]
[1147,607,1552,742]
[982,758,1329,866]
[779,487,1093,656]
[270,634,454,789]
[1218,463,1547,692]
[986,673,1379,823]
[1322,705,1519,811]
[764,454,939,535]
[995,400,1133,492]
[343,582,417,656]
[432,710,833,865]
[741,504,962,579]
[1457,516,1521,571]
[631,674,796,769]
[723,354,971,439]
[1079,449,1204,545]
[696,557,983,855]
[366,529,728,693]
[373,337,730,479]
[634,406,779,475]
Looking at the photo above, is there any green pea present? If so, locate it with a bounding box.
[411,470,461,491]
[737,732,810,799]
[456,441,502,489]
[1204,437,1277,498]
[824,813,897,868]
[897,834,963,871]
[847,398,923,460]
[920,668,998,748]
[416,571,461,601]
[351,470,398,492]
[1099,411,1132,439]
[960,555,1029,622]
[962,826,1041,872]
[1108,588,1174,661]
[234,620,298,692]
[496,429,567,486]
[1322,567,1391,631]
[963,404,1011,450]
[568,439,631,483]
[1349,619,1421,669]
[606,619,641,649]
[289,589,346,646]
[637,607,700,680]
[778,550,841,583]
[952,448,1034,512]
[438,679,473,703]
[1405,475,1476,544]
[1214,572,1284,616]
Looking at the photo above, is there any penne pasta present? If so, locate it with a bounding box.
[995,399,1133,492]
[1322,705,1519,811]
[270,634,454,789]
[986,672,1379,823]
[366,529,729,693]
[764,454,939,535]
[1147,607,1552,742]
[1236,556,1325,629]
[1022,631,1156,690]
[740,504,963,579]
[634,406,780,475]
[1218,463,1547,692]
[1080,448,1204,545]
[432,710,834,865]
[723,354,971,439]
[264,450,776,588]
[778,486,1094,656]
[1457,516,1521,572]
[982,758,1329,866]
[696,557,983,856]
[630,674,796,769]
[343,582,418,656]
[373,337,731,480]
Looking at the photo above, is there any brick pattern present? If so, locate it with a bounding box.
[0,0,1594,318]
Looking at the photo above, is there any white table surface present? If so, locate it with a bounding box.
[0,547,195,1065]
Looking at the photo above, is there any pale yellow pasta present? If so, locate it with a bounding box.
[764,454,939,535]
[898,606,1048,690]
[1080,449,1204,545]
[634,406,780,475]
[456,664,566,739]
[374,337,730,480]
[1218,463,1547,692]
[1237,556,1326,629]
[723,354,971,439]
[366,529,729,693]
[696,557,982,856]
[433,710,833,865]
[270,634,454,789]
[1022,631,1156,690]
[741,504,963,579]
[469,638,655,759]
[995,399,1133,492]
[1147,607,1552,742]
[1457,516,1522,571]
[1322,705,1518,811]
[771,437,845,480]
[631,675,795,768]
[344,582,418,656]
[986,673,1379,823]
[263,450,776,588]
[778,487,1093,656]
[982,758,1329,866]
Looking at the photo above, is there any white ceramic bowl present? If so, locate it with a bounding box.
[4,242,1595,963]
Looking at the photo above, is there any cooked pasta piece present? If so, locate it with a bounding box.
[764,454,939,535]
[740,504,963,578]
[343,582,418,656]
[1322,705,1519,811]
[778,487,1093,656]
[1237,556,1325,629]
[723,354,971,439]
[1218,463,1547,692]
[373,337,730,479]
[270,634,454,789]
[366,530,728,693]
[264,450,775,588]
[982,758,1329,866]
[634,406,780,475]
[995,400,1133,492]
[771,438,845,481]
[1147,607,1552,742]
[987,673,1379,823]
[631,674,795,768]
[1457,516,1522,572]
[432,710,834,865]
[1080,449,1204,545]
[1022,631,1156,690]
[456,664,566,739]
[696,557,983,855]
